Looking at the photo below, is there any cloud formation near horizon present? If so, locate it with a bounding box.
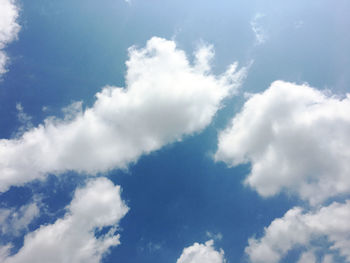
[0,37,246,192]
[215,81,350,204]
[0,0,20,75]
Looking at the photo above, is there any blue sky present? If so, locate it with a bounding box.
[0,0,350,263]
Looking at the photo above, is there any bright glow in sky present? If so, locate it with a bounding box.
[0,0,350,263]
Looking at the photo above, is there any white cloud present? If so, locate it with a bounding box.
[245,200,350,263]
[193,43,214,74]
[177,240,225,263]
[0,37,246,192]
[297,251,316,263]
[206,231,223,241]
[250,13,267,45]
[0,202,39,236]
[13,103,33,137]
[322,255,335,263]
[0,177,129,263]
[0,0,20,75]
[215,81,350,204]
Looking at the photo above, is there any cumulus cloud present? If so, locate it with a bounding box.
[245,200,350,263]
[0,0,20,75]
[215,81,350,204]
[177,240,225,263]
[0,177,129,263]
[0,37,246,192]
[0,202,39,236]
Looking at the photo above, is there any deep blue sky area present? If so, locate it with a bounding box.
[107,128,296,263]
[0,0,350,263]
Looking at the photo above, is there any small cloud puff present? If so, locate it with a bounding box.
[177,240,226,263]
[250,13,267,45]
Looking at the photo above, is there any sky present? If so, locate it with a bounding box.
[0,0,350,263]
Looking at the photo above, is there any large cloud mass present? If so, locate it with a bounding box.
[215,81,350,204]
[0,37,246,192]
[176,240,225,263]
[0,177,129,263]
[245,200,350,263]
[0,0,20,75]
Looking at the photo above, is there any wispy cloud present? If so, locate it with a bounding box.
[250,13,267,45]
[13,103,33,137]
[294,20,304,29]
[0,202,39,236]
[206,231,223,241]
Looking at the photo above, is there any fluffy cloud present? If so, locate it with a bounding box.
[0,0,20,75]
[215,81,350,204]
[0,37,246,192]
[0,177,129,263]
[177,240,225,263]
[297,251,317,263]
[0,202,39,236]
[245,200,350,263]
